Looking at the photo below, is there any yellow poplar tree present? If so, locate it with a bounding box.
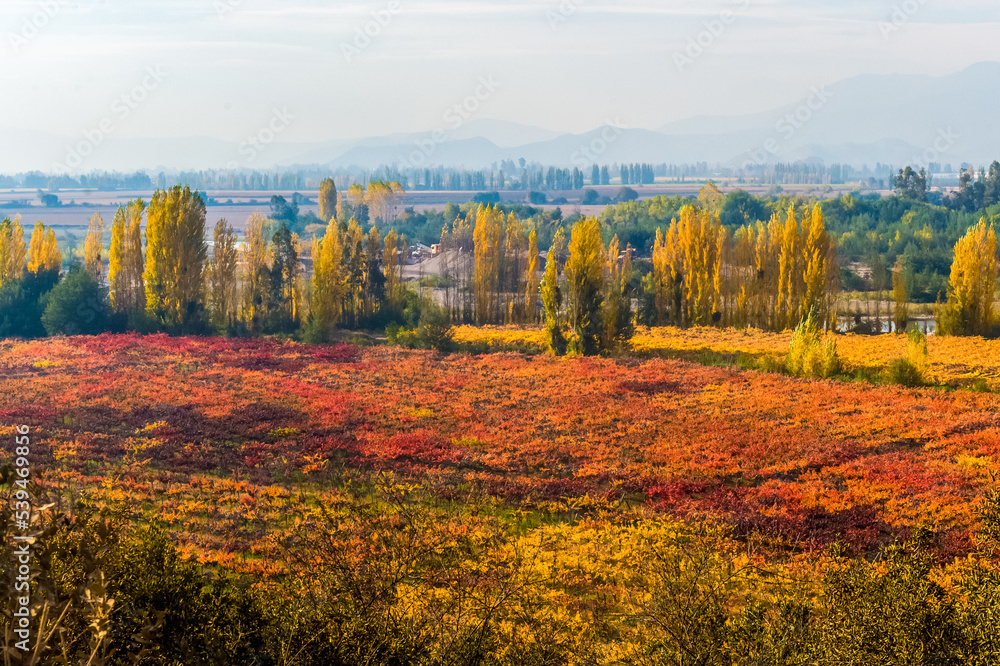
[473,205,504,324]
[675,206,723,326]
[108,207,127,313]
[0,216,26,287]
[0,220,9,287]
[144,186,207,327]
[241,211,271,331]
[938,218,999,336]
[83,212,105,284]
[523,231,540,323]
[602,234,634,352]
[778,205,801,329]
[341,183,366,222]
[125,201,146,314]
[383,229,401,307]
[311,217,344,332]
[564,217,605,356]
[209,218,240,329]
[801,204,831,325]
[651,225,680,325]
[503,213,526,323]
[27,221,61,276]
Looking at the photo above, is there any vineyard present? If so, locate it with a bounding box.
[3,332,1000,663]
[455,324,1000,389]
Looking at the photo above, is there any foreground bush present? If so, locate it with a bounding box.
[786,311,841,379]
[6,475,1000,665]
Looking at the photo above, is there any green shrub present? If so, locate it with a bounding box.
[884,328,930,387]
[387,300,453,352]
[814,533,965,665]
[885,357,925,387]
[786,310,841,379]
[907,327,929,375]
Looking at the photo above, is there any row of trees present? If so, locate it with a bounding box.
[431,203,836,352]
[647,204,838,331]
[92,185,411,338]
[1,180,997,347]
[0,218,60,287]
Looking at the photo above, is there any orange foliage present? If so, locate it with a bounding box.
[1,333,998,566]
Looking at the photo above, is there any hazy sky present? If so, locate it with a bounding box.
[2,0,1000,144]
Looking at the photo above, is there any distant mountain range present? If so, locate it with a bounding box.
[4,63,999,174]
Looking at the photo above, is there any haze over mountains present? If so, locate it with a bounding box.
[4,62,998,175]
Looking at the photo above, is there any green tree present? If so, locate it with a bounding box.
[41,263,110,335]
[267,221,300,331]
[893,166,928,201]
[602,234,634,353]
[541,227,567,355]
[319,177,338,223]
[0,270,59,338]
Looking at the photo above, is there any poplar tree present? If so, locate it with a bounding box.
[541,227,567,355]
[145,186,207,328]
[453,213,475,321]
[108,201,146,317]
[365,226,386,320]
[778,205,801,329]
[27,221,61,276]
[651,225,682,325]
[602,235,634,353]
[209,218,240,330]
[938,218,999,336]
[801,204,831,325]
[503,214,526,323]
[108,207,127,313]
[269,221,300,330]
[0,217,26,288]
[364,181,404,223]
[473,205,504,324]
[0,220,10,288]
[523,231,541,323]
[892,258,908,333]
[341,218,367,328]
[242,211,271,333]
[318,177,338,223]
[384,229,401,309]
[564,217,605,356]
[83,212,105,285]
[311,217,344,335]
[341,184,368,223]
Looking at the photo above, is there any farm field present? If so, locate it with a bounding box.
[3,331,1000,661]
[3,331,1000,558]
[454,325,1000,390]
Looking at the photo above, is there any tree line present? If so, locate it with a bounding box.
[0,179,997,347]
